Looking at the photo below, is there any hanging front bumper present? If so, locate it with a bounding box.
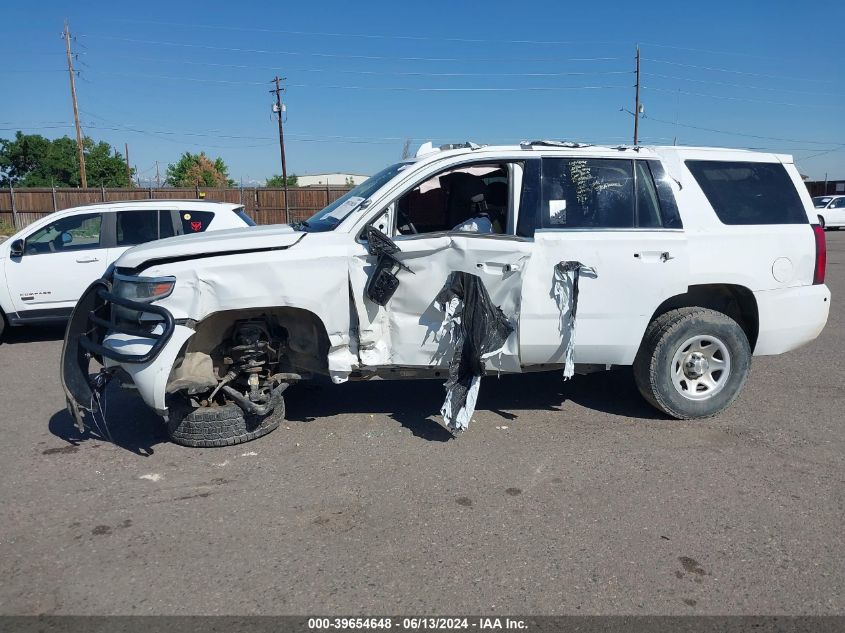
[60,279,176,428]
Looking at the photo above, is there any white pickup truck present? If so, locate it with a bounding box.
[61,142,830,446]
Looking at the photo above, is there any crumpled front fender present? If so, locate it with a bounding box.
[104,325,196,415]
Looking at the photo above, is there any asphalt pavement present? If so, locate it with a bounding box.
[0,233,842,616]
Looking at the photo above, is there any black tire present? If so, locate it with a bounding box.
[167,400,283,448]
[633,307,751,420]
[818,215,826,230]
[0,310,5,341]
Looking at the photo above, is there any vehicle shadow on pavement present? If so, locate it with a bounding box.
[48,383,167,456]
[1,323,67,344]
[285,368,666,441]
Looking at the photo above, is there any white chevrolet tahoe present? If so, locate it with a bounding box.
[0,199,255,337]
[61,142,830,446]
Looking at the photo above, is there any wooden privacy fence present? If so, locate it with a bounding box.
[0,185,354,232]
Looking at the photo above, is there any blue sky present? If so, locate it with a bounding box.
[2,0,844,183]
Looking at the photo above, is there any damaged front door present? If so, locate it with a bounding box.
[350,232,530,372]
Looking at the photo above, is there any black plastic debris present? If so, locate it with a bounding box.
[552,261,597,379]
[364,225,414,306]
[435,271,514,434]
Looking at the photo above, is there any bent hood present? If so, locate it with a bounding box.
[115,224,305,270]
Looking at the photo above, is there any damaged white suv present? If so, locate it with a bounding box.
[62,142,830,446]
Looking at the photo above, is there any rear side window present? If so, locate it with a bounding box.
[686,160,806,225]
[116,210,175,245]
[647,160,682,228]
[117,210,160,246]
[179,210,215,234]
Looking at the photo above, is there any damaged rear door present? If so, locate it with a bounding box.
[519,156,689,367]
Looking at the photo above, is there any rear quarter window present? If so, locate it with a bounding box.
[178,210,215,234]
[686,160,806,225]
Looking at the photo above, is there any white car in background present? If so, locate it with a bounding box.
[813,195,845,229]
[0,200,255,337]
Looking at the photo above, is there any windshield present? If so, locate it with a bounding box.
[813,196,832,208]
[298,162,410,232]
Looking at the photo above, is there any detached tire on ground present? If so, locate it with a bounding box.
[633,307,751,420]
[167,400,283,448]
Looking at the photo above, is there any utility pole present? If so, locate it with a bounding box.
[124,143,131,187]
[271,76,289,218]
[155,161,161,188]
[63,20,87,188]
[633,45,641,146]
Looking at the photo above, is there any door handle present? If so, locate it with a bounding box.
[75,257,100,263]
[476,261,521,273]
[634,251,674,263]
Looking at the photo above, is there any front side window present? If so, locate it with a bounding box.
[542,158,635,229]
[686,160,806,225]
[395,163,511,236]
[832,198,845,209]
[24,213,102,255]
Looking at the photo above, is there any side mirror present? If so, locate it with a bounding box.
[9,239,24,258]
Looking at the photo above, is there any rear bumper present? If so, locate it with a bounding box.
[753,284,831,355]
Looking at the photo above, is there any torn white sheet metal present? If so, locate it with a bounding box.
[349,234,529,372]
[553,261,598,379]
[435,271,515,434]
[441,375,480,433]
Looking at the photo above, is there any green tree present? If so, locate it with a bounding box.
[0,131,133,187]
[166,152,234,187]
[265,173,298,187]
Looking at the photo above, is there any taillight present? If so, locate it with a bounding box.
[812,224,826,285]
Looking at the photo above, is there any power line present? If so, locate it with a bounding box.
[114,56,633,78]
[639,42,786,61]
[81,35,624,64]
[88,70,268,86]
[0,69,67,73]
[642,72,845,98]
[86,70,631,91]
[0,123,74,131]
[643,57,840,84]
[643,85,838,108]
[106,18,625,47]
[641,113,845,146]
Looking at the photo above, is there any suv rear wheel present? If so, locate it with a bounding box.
[634,307,751,419]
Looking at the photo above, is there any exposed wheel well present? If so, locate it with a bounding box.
[646,284,759,352]
[186,307,332,376]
